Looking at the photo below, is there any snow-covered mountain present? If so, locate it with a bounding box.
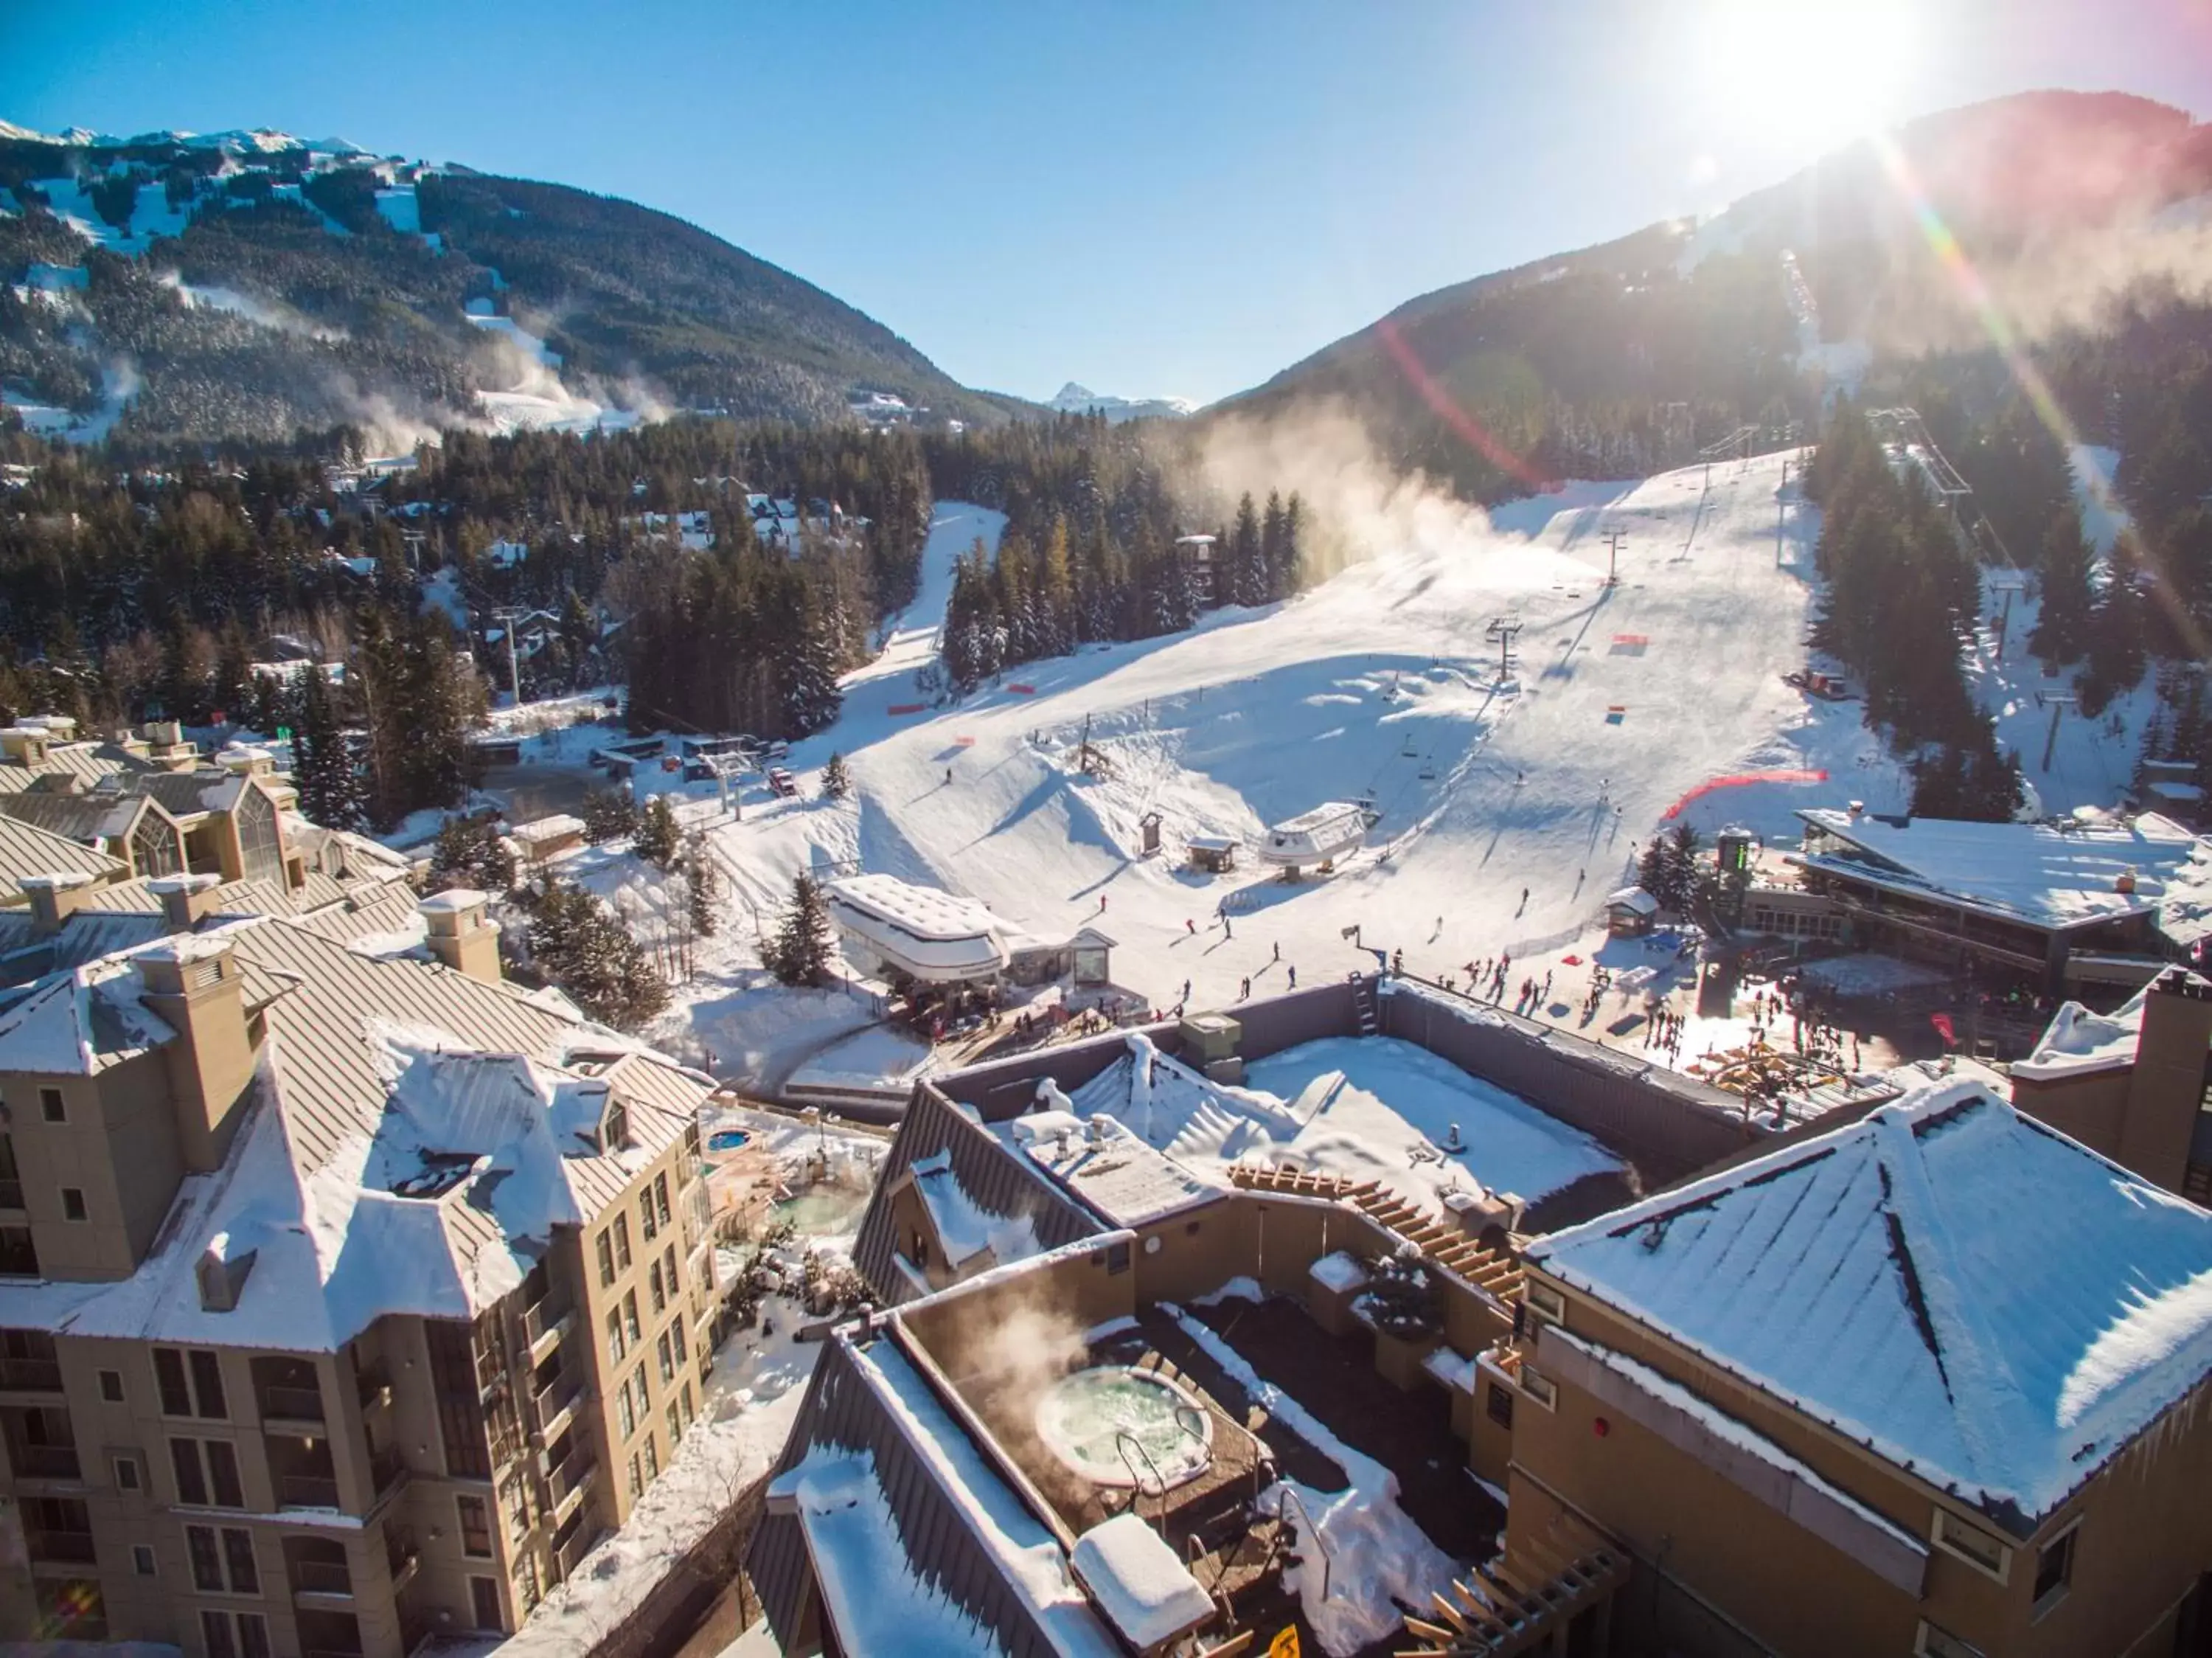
[1048,382,1195,423]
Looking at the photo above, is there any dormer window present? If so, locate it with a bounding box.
[602,1100,630,1153]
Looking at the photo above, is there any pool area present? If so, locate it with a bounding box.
[769,1184,872,1235]
[1034,1366,1214,1492]
[707,1128,752,1154]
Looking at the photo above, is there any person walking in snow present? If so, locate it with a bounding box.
[1239,977,1251,1000]
[1098,893,1107,913]
[945,767,953,785]
[1186,918,1196,935]
[1273,941,1281,962]
[1287,965,1297,988]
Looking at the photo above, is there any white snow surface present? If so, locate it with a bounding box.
[1164,1303,1459,1657]
[2011,988,2147,1081]
[1528,1081,2212,1523]
[1067,1513,1214,1648]
[1046,383,1196,423]
[1062,1033,1620,1215]
[910,1151,1042,1270]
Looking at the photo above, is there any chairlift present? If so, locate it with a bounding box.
[1418,758,1437,781]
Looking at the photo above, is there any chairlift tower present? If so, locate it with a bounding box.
[1988,574,2028,664]
[2036,690,2078,772]
[1484,615,1523,683]
[1597,527,1627,587]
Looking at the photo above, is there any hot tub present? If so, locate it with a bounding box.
[1034,1366,1213,1492]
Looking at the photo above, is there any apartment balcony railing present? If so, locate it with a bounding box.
[369,1449,408,1505]
[386,1532,421,1594]
[10,1444,80,1480]
[529,1374,586,1440]
[261,1384,326,1424]
[355,1362,393,1412]
[0,1359,63,1392]
[289,1561,354,1598]
[26,1528,97,1564]
[554,1523,602,1580]
[276,1474,342,1510]
[522,1299,574,1364]
[547,1451,597,1520]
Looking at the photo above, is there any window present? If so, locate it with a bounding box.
[622,1291,640,1347]
[605,1309,626,1367]
[653,1174,671,1231]
[1486,1381,1515,1429]
[669,1319,687,1365]
[643,1435,658,1481]
[648,1261,666,1316]
[38,1088,64,1124]
[97,1370,123,1404]
[633,1362,650,1411]
[616,1378,636,1440]
[613,1215,632,1272]
[655,1331,675,1387]
[458,1494,493,1558]
[500,1469,530,1542]
[59,1188,86,1222]
[627,1451,643,1499]
[595,1229,616,1288]
[170,1438,243,1508]
[666,1401,682,1446]
[200,1610,270,1658]
[663,1243,678,1291]
[153,1347,226,1418]
[1914,1622,1987,1658]
[132,1544,156,1576]
[681,1381,695,1425]
[603,1101,630,1152]
[185,1525,257,1593]
[639,1189,658,1244]
[1525,1282,1566,1327]
[1105,1241,1131,1275]
[1931,1510,2012,1584]
[2033,1524,2078,1614]
[113,1454,141,1491]
[1516,1365,1558,1412]
[470,1575,505,1633]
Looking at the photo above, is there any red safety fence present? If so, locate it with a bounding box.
[1661,768,1829,819]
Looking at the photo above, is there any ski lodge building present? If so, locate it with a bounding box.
[0,867,721,1654]
[748,971,2212,1657]
[1778,806,2205,994]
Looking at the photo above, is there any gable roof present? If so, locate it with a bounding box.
[1526,1082,2212,1532]
[0,812,127,905]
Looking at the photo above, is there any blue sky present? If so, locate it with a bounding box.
[6,0,2208,405]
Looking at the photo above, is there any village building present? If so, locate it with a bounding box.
[0,881,719,1654]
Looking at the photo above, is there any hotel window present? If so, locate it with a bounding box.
[656,1332,675,1387]
[470,1575,504,1633]
[613,1215,632,1272]
[2033,1523,2078,1614]
[1486,1382,1515,1429]
[59,1188,86,1222]
[1516,1365,1557,1412]
[98,1370,124,1403]
[184,1525,257,1594]
[1931,1509,2012,1584]
[622,1291,640,1347]
[113,1454,141,1491]
[38,1088,65,1124]
[153,1347,227,1418]
[643,1435,658,1481]
[1524,1282,1565,1327]
[170,1438,244,1508]
[131,1544,156,1576]
[627,1451,643,1499]
[458,1493,493,1558]
[200,1609,270,1658]
[605,1309,627,1365]
[653,1173,671,1231]
[669,1319,687,1365]
[595,1229,616,1288]
[639,1189,658,1244]
[648,1260,666,1316]
[616,1380,636,1440]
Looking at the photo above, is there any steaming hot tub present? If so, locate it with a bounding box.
[1034,1366,1213,1491]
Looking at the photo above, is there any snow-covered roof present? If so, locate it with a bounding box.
[825,874,1011,982]
[1259,800,1374,863]
[1527,1081,2212,1530]
[1793,808,2202,932]
[1605,885,1659,915]
[2011,987,2150,1082]
[1068,1514,1214,1649]
[511,814,587,843]
[997,1104,1228,1228]
[0,915,709,1352]
[908,1151,1040,1271]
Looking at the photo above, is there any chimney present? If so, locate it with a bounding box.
[419,889,502,982]
[21,872,96,935]
[150,872,224,934]
[2120,967,2212,1193]
[0,726,50,768]
[135,935,257,1172]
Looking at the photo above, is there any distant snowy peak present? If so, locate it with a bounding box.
[0,119,366,156]
[1048,382,1195,423]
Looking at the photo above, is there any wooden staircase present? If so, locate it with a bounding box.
[1399,1530,1629,1656]
[1227,1167,1524,1308]
[1352,973,1380,1035]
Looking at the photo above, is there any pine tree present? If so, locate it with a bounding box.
[633,794,681,870]
[581,785,639,844]
[2030,504,2095,666]
[528,881,667,1028]
[767,873,835,988]
[291,667,366,831]
[427,814,516,893]
[819,751,852,800]
[685,834,720,937]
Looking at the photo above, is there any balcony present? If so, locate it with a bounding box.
[0,1358,63,1394]
[522,1299,575,1365]
[277,1474,342,1510]
[260,1384,326,1427]
[10,1444,80,1481]
[529,1374,587,1443]
[369,1449,409,1507]
[385,1530,420,1595]
[547,1451,597,1523]
[353,1362,393,1412]
[26,1527,97,1566]
[289,1560,355,1601]
[554,1522,604,1581]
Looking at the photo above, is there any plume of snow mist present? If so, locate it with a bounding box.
[1197,399,1511,580]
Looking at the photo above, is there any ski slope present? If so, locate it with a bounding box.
[698,456,1882,1014]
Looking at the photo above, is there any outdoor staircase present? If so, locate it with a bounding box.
[1399,1530,1629,1657]
[1352,974,1380,1036]
[1228,1166,1524,1308]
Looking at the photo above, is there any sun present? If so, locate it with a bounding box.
[1696,0,1921,153]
